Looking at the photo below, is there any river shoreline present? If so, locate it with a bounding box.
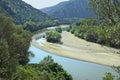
[31,31,120,67]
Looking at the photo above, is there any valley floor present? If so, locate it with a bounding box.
[31,31,120,66]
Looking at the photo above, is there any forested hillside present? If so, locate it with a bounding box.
[41,0,95,23]
[0,0,61,32]
[0,0,53,24]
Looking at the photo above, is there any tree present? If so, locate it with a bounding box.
[38,56,73,80]
[103,66,120,80]
[0,14,31,79]
[13,66,40,80]
[0,15,18,79]
[66,27,70,32]
[23,21,38,32]
[103,72,115,80]
[46,31,61,43]
[13,56,73,80]
[11,29,31,65]
[80,18,96,26]
[89,0,120,25]
[55,26,62,33]
[0,39,17,80]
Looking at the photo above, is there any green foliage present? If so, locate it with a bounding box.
[68,1,120,48]
[71,19,120,48]
[0,0,52,24]
[0,0,60,32]
[42,0,95,24]
[70,25,77,34]
[23,20,60,32]
[36,56,73,80]
[0,15,18,79]
[0,3,72,80]
[46,31,61,43]
[0,6,11,17]
[55,26,62,33]
[103,66,120,80]
[0,39,16,79]
[23,21,38,32]
[38,56,71,79]
[0,15,31,79]
[66,27,71,32]
[12,28,32,65]
[89,0,120,25]
[0,12,72,80]
[13,56,73,80]
[13,66,40,80]
[80,18,97,26]
[103,72,115,80]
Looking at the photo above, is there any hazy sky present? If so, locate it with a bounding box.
[22,0,69,9]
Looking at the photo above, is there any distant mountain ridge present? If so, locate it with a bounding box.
[41,0,95,19]
[0,0,53,24]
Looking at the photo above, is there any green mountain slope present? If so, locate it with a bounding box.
[0,0,53,24]
[41,0,95,19]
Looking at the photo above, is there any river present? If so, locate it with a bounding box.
[29,38,116,80]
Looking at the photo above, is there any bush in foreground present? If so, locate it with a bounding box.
[13,56,73,80]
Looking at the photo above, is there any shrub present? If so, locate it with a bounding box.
[46,31,61,43]
[55,26,62,33]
